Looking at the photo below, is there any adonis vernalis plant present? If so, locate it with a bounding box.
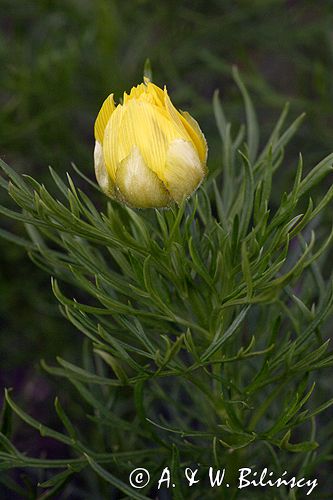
[0,68,333,498]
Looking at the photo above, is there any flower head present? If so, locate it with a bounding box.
[94,79,207,208]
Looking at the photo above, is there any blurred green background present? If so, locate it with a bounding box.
[1,0,333,495]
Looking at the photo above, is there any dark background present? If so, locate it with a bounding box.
[1,0,333,495]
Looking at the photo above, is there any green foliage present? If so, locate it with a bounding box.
[1,74,333,498]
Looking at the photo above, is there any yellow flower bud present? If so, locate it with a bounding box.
[94,79,208,208]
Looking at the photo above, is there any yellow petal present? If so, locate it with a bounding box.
[124,80,165,108]
[94,141,114,197]
[163,88,191,141]
[103,104,125,181]
[179,111,208,164]
[123,83,146,103]
[145,79,165,108]
[94,94,115,144]
[116,100,180,179]
[163,88,207,163]
[115,147,171,208]
[164,139,205,203]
